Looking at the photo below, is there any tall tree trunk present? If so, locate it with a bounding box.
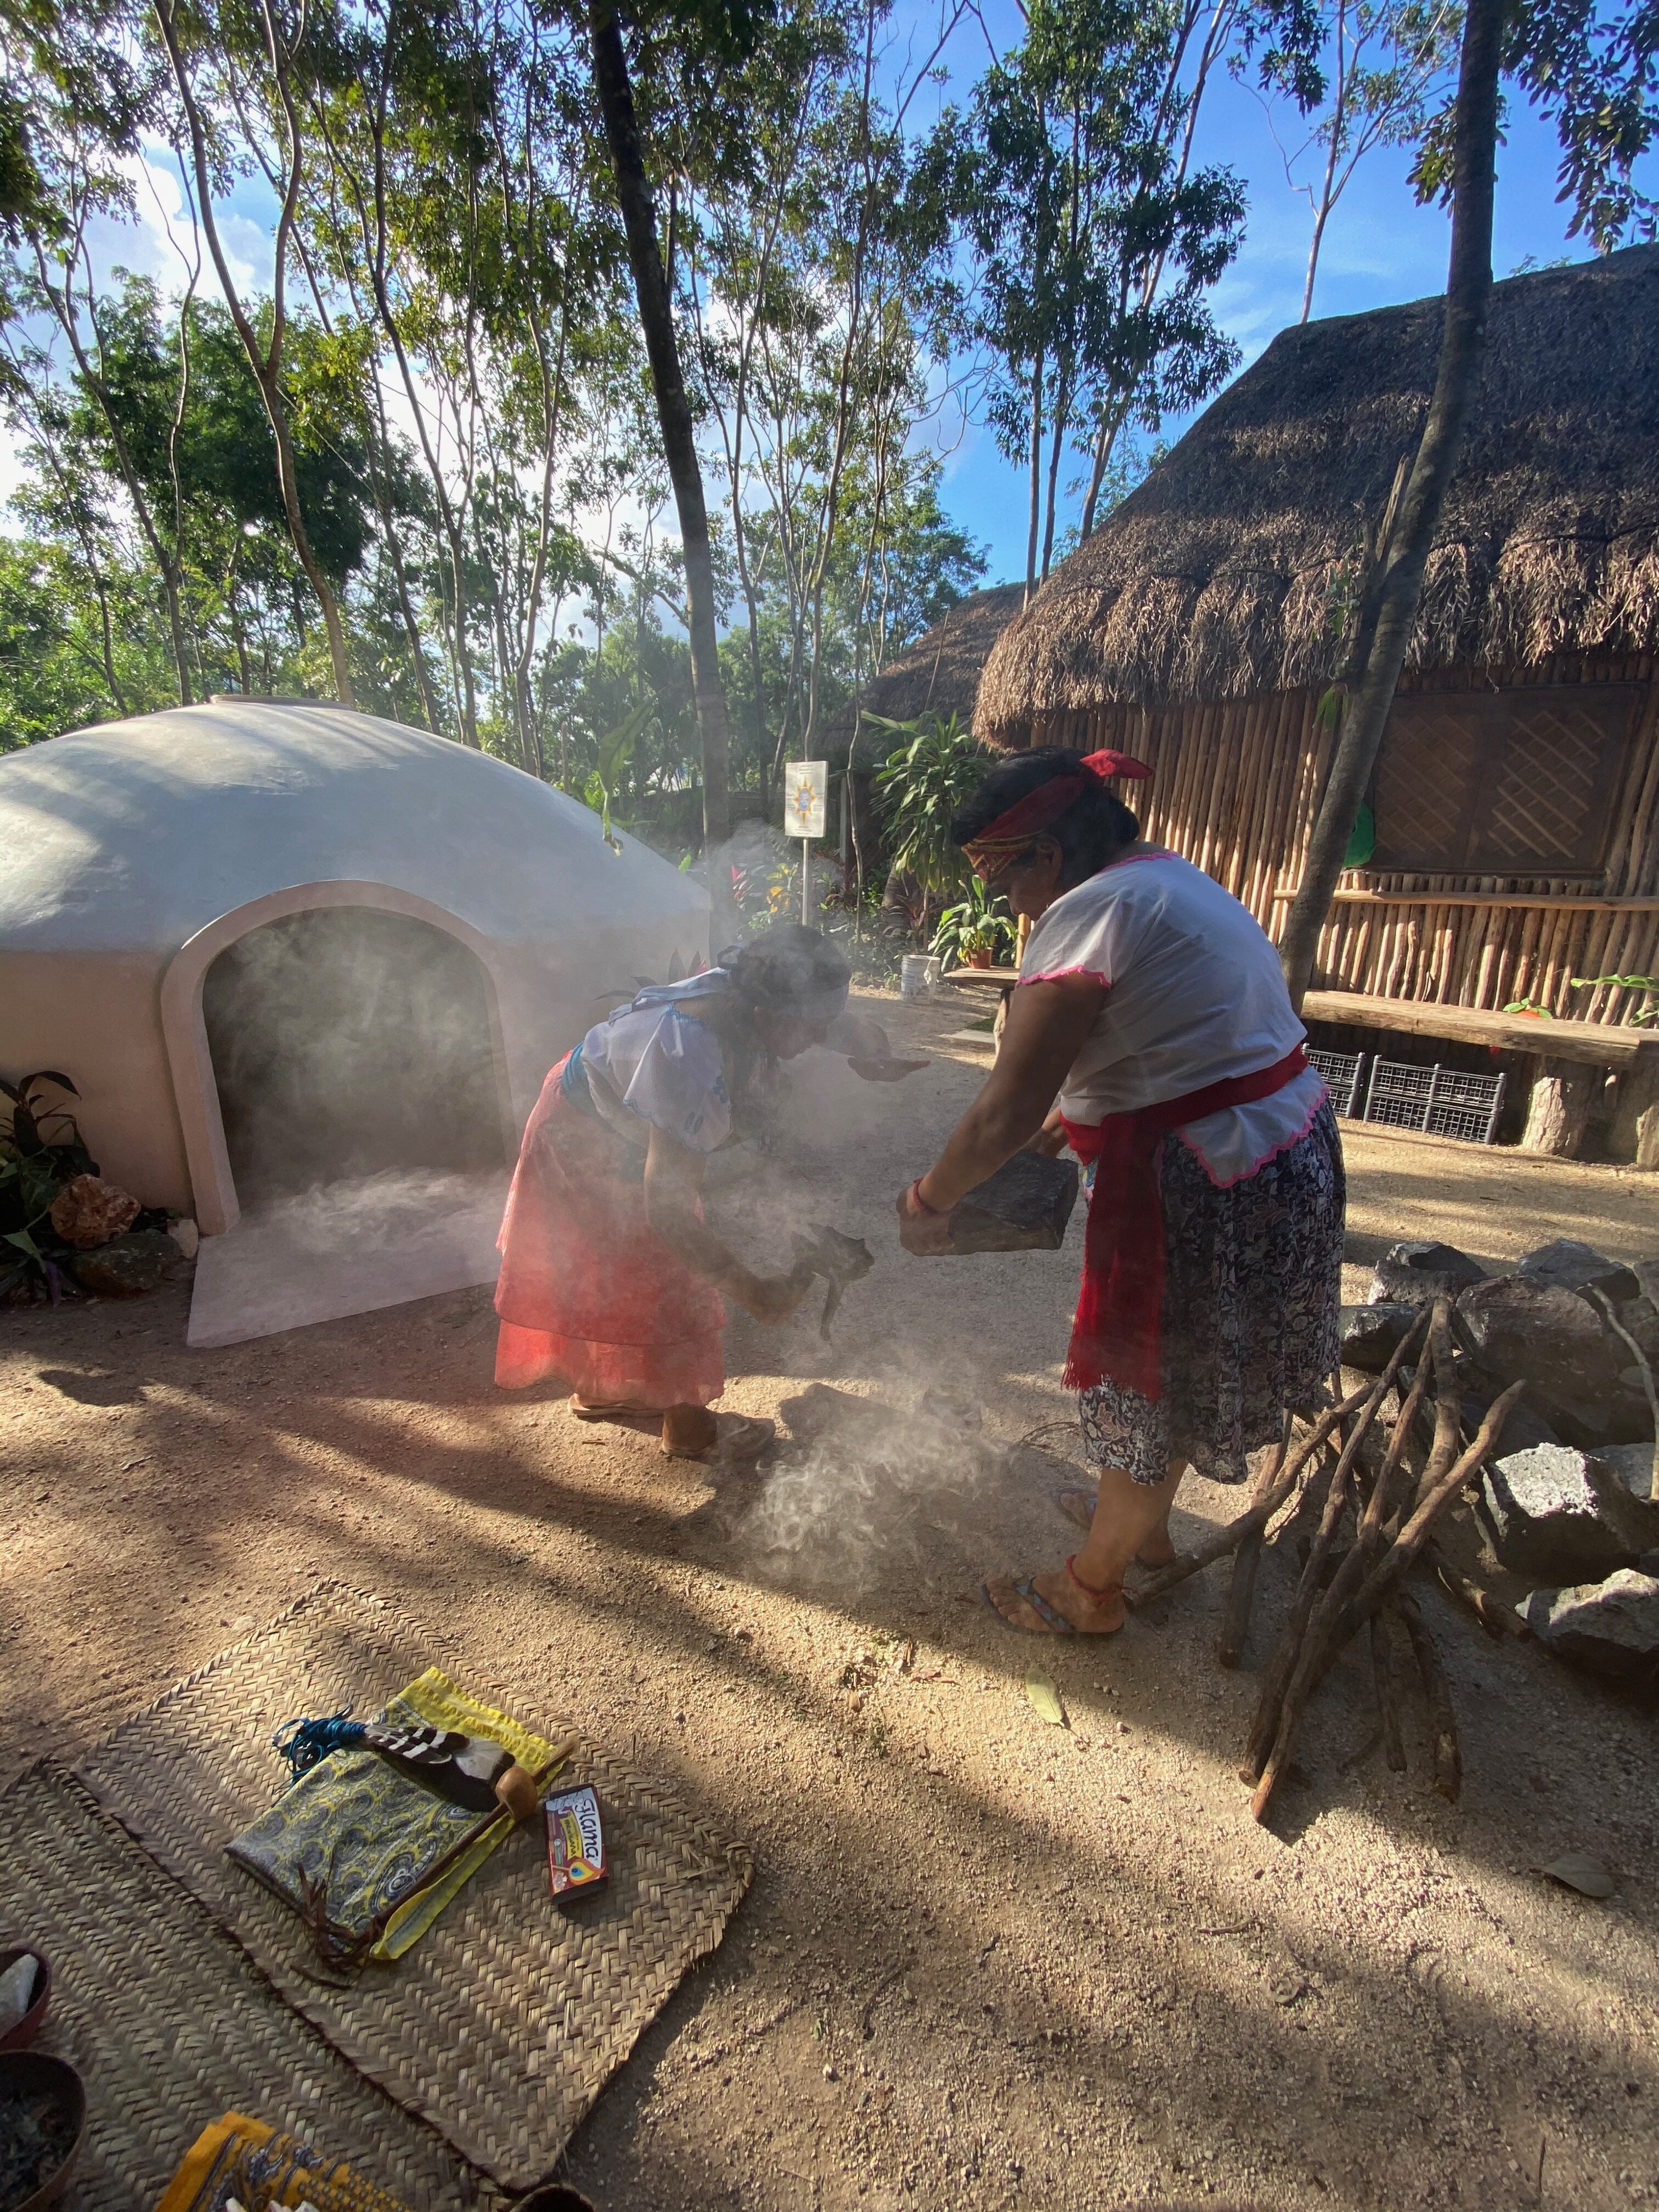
[151,0,355,705]
[1024,349,1045,607]
[1278,0,1502,1012]
[589,0,730,849]
[1040,359,1070,582]
[1300,8,1348,323]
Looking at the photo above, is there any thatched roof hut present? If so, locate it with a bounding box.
[971,249,1659,1157]
[826,584,1025,755]
[978,245,1659,732]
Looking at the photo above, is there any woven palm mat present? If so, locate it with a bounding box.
[0,1764,477,2211]
[71,1582,752,2192]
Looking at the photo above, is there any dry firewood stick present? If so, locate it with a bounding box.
[1241,1437,1362,1781]
[1249,1383,1522,1821]
[1271,1431,1342,1562]
[1295,1379,1528,1705]
[1323,1382,1526,1654]
[1363,1301,1449,1534]
[1239,1318,1429,1781]
[1424,1539,1531,1641]
[1127,1380,1373,1603]
[1218,1418,1290,1668]
[1397,1588,1462,1801]
[1135,1347,1417,1605]
[1589,1285,1659,1502]
[1371,1604,1408,1772]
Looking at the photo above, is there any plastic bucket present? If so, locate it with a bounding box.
[900,955,941,1001]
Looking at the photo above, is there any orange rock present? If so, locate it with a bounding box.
[48,1173,141,1250]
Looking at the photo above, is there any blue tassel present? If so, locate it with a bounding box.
[272,1709,366,1780]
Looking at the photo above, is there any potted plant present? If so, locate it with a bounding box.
[932,879,1016,973]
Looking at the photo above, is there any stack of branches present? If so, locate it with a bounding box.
[1126,1301,1525,1822]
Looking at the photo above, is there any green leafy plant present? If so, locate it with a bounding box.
[868,709,989,915]
[0,1071,95,1296]
[1570,973,1659,1025]
[584,696,656,853]
[932,877,1017,971]
[1502,998,1554,1018]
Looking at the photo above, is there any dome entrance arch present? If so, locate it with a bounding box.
[161,881,516,1236]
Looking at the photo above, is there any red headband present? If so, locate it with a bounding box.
[964,749,1152,855]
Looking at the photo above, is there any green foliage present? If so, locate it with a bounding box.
[950,0,1246,574]
[932,877,1017,970]
[0,1070,96,1292]
[1569,974,1659,1025]
[588,695,657,850]
[870,709,989,902]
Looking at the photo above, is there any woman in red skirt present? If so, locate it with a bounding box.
[495,926,855,1459]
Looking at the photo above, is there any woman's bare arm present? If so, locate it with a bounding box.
[642,1124,804,1322]
[913,976,1104,1212]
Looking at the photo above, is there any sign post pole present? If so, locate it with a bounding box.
[783,760,828,931]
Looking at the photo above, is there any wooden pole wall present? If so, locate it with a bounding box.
[1046,653,1657,1026]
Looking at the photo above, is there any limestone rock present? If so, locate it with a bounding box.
[69,1229,182,1299]
[1340,1302,1420,1373]
[1521,1570,1659,1688]
[167,1216,200,1260]
[1516,1238,1638,1305]
[1454,1274,1618,1396]
[1367,1241,1486,1306]
[1474,1443,1659,1582]
[48,1173,140,1251]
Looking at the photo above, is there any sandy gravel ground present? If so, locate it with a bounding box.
[4,989,1658,2212]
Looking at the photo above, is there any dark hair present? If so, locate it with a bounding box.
[950,747,1139,887]
[723,923,851,1020]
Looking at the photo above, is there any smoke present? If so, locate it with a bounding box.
[242,1166,504,1252]
[202,907,507,1207]
[732,1379,1002,1592]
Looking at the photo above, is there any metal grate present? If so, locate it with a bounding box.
[1361,1058,1506,1144]
[1306,1047,1369,1118]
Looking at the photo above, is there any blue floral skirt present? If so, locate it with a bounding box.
[1078,1102,1344,1486]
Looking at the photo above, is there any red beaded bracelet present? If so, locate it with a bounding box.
[909,1178,945,1216]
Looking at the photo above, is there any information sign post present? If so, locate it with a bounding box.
[783,760,828,926]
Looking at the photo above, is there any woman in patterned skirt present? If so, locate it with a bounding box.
[898,747,1344,1634]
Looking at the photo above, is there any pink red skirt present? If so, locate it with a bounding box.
[493,1058,726,1406]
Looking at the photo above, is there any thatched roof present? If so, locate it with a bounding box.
[825,584,1025,755]
[977,245,1659,738]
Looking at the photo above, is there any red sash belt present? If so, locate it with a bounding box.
[1059,1046,1309,1400]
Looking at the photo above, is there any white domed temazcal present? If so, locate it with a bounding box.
[0,700,710,1342]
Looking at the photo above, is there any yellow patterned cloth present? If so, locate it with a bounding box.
[227,1668,565,1961]
[155,2113,409,2212]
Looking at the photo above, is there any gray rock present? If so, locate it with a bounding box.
[1340,1302,1420,1373]
[1598,1441,1657,1502]
[1610,1293,1659,1365]
[1516,1238,1639,1305]
[1527,1383,1654,1453]
[1367,1241,1486,1306]
[1474,1443,1659,1583]
[69,1229,182,1299]
[1454,1274,1619,1396]
[1521,1571,1659,1688]
[1456,1380,1559,1455]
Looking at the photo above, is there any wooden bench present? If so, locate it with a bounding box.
[1302,990,1659,1164]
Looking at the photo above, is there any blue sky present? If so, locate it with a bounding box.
[919,5,1615,585]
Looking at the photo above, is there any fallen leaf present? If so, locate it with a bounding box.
[1025,1668,1067,1726]
[1539,1852,1616,1899]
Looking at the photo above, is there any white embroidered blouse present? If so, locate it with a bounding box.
[1017,849,1328,1186]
